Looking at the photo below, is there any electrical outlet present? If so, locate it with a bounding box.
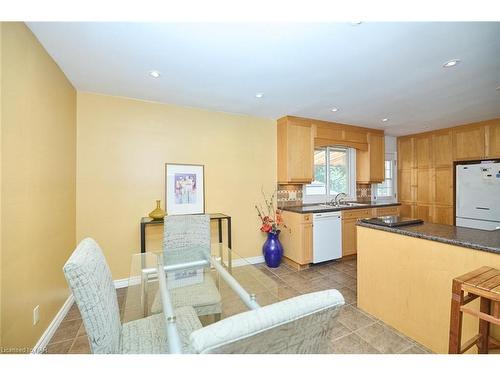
[289,191,297,200]
[33,305,40,326]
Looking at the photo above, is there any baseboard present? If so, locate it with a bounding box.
[231,255,265,267]
[31,294,74,354]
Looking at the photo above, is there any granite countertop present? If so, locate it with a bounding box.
[357,220,500,255]
[282,201,401,214]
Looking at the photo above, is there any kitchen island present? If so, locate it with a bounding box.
[356,221,500,354]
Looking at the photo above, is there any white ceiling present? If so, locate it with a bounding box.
[27,22,500,136]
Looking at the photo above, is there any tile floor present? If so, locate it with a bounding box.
[45,257,432,354]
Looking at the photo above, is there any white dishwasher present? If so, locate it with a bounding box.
[312,212,342,263]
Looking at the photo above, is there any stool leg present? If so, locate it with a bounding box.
[449,280,464,354]
[478,297,491,354]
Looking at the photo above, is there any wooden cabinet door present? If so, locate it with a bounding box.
[370,133,385,183]
[399,203,415,218]
[452,125,485,160]
[416,136,432,168]
[432,131,453,167]
[415,205,432,222]
[416,169,432,204]
[287,122,314,182]
[433,205,454,225]
[486,120,500,158]
[342,218,357,257]
[398,137,415,170]
[434,168,453,205]
[301,223,313,264]
[399,169,413,202]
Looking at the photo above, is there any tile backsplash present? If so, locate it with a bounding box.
[277,183,372,207]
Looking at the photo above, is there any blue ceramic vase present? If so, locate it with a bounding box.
[262,231,283,268]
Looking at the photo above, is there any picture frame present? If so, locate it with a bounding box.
[165,163,205,215]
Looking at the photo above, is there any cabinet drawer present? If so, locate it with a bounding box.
[301,214,312,223]
[375,206,400,216]
[341,208,373,219]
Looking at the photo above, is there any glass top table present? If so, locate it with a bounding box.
[122,244,281,353]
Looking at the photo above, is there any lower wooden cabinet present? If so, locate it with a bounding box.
[342,218,357,257]
[281,205,402,264]
[280,211,313,266]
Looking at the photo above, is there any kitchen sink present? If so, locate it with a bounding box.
[317,202,369,208]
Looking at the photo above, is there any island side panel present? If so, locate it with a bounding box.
[357,226,500,354]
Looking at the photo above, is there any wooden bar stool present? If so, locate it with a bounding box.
[449,266,500,354]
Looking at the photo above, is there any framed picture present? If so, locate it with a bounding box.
[165,163,205,215]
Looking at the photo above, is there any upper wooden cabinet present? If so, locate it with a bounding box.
[452,125,485,160]
[416,135,432,168]
[432,130,453,167]
[277,116,384,184]
[485,120,500,158]
[398,137,415,170]
[356,132,385,183]
[277,117,314,184]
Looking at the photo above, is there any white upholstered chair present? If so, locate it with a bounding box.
[188,289,345,354]
[150,214,222,317]
[63,238,202,354]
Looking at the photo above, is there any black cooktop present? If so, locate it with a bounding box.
[360,216,424,227]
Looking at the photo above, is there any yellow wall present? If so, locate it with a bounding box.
[1,22,76,349]
[357,226,500,354]
[76,92,276,279]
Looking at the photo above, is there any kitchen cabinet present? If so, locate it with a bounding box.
[398,137,415,170]
[342,218,357,257]
[356,132,385,183]
[279,211,313,268]
[277,117,314,184]
[432,130,453,167]
[434,167,453,205]
[416,169,432,204]
[433,205,454,225]
[416,135,432,168]
[486,120,500,158]
[374,206,400,216]
[342,207,391,256]
[452,125,485,161]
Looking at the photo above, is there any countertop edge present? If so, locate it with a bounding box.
[282,202,401,214]
[357,221,500,255]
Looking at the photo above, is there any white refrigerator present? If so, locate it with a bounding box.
[455,161,500,231]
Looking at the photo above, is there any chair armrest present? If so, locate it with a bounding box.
[189,289,345,353]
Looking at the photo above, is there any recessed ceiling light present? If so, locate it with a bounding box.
[382,118,389,122]
[148,70,161,78]
[255,93,264,98]
[331,107,339,112]
[496,86,500,91]
[442,59,460,68]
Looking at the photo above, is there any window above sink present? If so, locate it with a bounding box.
[303,146,357,204]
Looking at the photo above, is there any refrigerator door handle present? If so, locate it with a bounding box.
[475,207,491,210]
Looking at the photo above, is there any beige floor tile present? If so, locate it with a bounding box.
[337,305,375,331]
[336,286,357,305]
[330,333,380,354]
[64,304,82,321]
[401,345,428,354]
[68,335,91,354]
[296,267,325,281]
[49,319,82,344]
[328,320,352,341]
[77,322,87,337]
[356,323,414,354]
[267,263,295,276]
[46,339,74,354]
[326,271,357,288]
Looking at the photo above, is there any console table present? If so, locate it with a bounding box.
[140,213,232,253]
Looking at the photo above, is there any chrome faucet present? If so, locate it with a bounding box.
[334,192,348,206]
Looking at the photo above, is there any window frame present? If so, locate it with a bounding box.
[373,154,398,202]
[303,146,357,204]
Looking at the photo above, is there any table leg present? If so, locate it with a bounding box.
[140,223,146,253]
[218,218,223,243]
[227,217,232,273]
